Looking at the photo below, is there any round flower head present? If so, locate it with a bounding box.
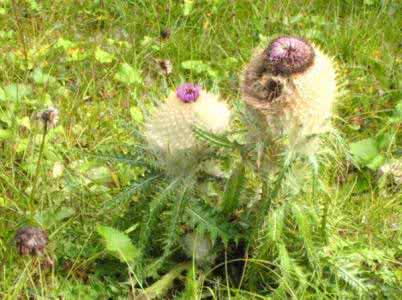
[176,83,201,103]
[145,84,231,173]
[379,160,402,185]
[15,227,48,256]
[266,36,315,76]
[39,107,59,128]
[182,232,213,263]
[241,36,339,153]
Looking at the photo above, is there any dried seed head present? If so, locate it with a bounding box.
[158,59,173,76]
[39,107,59,128]
[266,36,315,76]
[15,227,48,256]
[160,28,171,39]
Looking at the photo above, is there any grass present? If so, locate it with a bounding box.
[0,0,401,299]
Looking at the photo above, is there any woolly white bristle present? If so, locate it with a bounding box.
[241,37,340,154]
[145,89,231,154]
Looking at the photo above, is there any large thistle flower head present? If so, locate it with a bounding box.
[145,83,231,174]
[241,36,339,153]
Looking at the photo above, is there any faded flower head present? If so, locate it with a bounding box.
[160,28,171,40]
[266,36,315,76]
[15,227,48,256]
[158,59,173,76]
[241,35,339,152]
[176,83,201,103]
[39,107,59,128]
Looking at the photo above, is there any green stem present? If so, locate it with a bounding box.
[247,151,292,291]
[253,163,289,243]
[320,195,330,243]
[30,123,48,209]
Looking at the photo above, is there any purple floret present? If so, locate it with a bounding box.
[176,83,201,103]
[266,36,315,76]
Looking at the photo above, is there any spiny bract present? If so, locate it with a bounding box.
[241,36,339,152]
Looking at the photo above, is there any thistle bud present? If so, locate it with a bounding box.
[15,227,48,256]
[379,160,402,185]
[182,232,213,263]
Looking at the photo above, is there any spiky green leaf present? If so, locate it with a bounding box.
[97,225,139,263]
[221,162,245,214]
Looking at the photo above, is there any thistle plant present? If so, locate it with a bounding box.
[241,36,339,154]
[144,83,231,175]
[88,35,397,299]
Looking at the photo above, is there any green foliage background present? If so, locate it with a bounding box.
[0,0,401,299]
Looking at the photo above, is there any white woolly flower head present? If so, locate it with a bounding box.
[144,83,231,174]
[241,36,340,154]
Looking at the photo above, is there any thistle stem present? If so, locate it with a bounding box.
[320,195,330,243]
[254,162,288,242]
[30,123,48,209]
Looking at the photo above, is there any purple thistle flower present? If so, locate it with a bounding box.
[176,83,201,103]
[266,36,315,76]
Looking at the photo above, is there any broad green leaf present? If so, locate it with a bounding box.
[97,225,139,262]
[34,207,75,227]
[114,63,142,85]
[95,47,114,64]
[349,138,383,170]
[181,60,218,79]
[86,166,112,184]
[54,207,75,222]
[17,116,31,129]
[2,84,32,101]
[66,48,89,62]
[0,129,11,141]
[390,101,402,123]
[366,154,385,170]
[55,38,75,50]
[183,0,194,16]
[140,36,154,47]
[221,162,245,214]
[32,68,56,85]
[130,106,143,123]
[181,60,208,73]
[138,263,190,299]
[0,87,5,101]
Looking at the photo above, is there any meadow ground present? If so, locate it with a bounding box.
[0,0,401,299]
